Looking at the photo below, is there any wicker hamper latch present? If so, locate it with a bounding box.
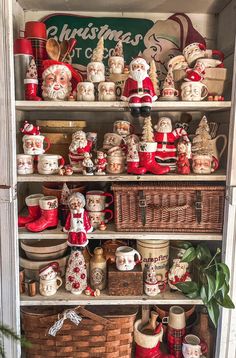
[138,191,147,226]
[195,191,202,224]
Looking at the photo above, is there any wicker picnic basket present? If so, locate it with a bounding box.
[112,182,225,232]
[21,305,138,358]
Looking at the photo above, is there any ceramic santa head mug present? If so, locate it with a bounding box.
[42,63,72,101]
[22,134,50,155]
[39,262,62,297]
[181,81,208,101]
[86,190,113,212]
[182,334,208,358]
[183,42,224,66]
[98,82,116,101]
[77,82,95,101]
[37,154,65,175]
[115,246,141,271]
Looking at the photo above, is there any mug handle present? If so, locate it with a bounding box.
[212,49,224,62]
[162,316,169,324]
[104,192,114,207]
[133,249,142,265]
[157,280,166,292]
[50,262,59,272]
[56,276,63,289]
[103,209,113,222]
[200,339,208,355]
[57,155,65,168]
[201,84,208,100]
[174,89,179,96]
[215,134,227,159]
[211,156,219,172]
[43,137,51,153]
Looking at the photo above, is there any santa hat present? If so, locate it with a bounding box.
[42,60,83,91]
[130,57,149,70]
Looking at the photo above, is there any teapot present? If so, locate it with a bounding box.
[115,246,141,271]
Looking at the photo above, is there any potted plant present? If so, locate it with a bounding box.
[175,242,235,327]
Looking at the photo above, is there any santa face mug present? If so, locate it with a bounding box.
[181,81,208,101]
[98,82,116,101]
[17,154,34,175]
[144,280,166,297]
[108,56,125,74]
[86,190,113,212]
[182,334,208,358]
[113,120,133,138]
[88,209,113,229]
[22,134,50,155]
[39,276,63,296]
[103,133,123,150]
[42,64,72,101]
[162,87,179,99]
[37,154,65,175]
[87,61,105,83]
[77,82,95,101]
[192,154,219,174]
[183,42,224,66]
[115,246,141,271]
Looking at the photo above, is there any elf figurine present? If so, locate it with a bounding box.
[121,57,157,118]
[95,150,107,175]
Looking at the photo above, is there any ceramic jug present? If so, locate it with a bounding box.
[209,134,227,161]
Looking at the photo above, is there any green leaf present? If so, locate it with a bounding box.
[186,290,199,299]
[221,294,235,309]
[206,273,215,301]
[175,241,193,250]
[218,263,230,282]
[221,282,230,296]
[180,247,196,263]
[175,281,199,294]
[196,244,212,262]
[207,298,220,328]
[200,285,208,305]
[215,271,225,293]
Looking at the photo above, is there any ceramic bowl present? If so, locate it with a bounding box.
[42,182,86,201]
[20,239,68,261]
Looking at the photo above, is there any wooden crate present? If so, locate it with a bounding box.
[108,263,143,296]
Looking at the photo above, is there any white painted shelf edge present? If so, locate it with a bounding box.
[20,287,202,306]
[18,224,223,240]
[15,100,231,112]
[17,171,227,182]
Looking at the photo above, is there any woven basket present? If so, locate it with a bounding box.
[112,182,225,232]
[21,305,138,358]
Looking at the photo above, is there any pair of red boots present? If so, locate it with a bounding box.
[18,194,58,232]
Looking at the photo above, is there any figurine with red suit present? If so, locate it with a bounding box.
[20,121,40,136]
[176,140,191,175]
[95,150,107,175]
[121,57,157,118]
[68,130,93,173]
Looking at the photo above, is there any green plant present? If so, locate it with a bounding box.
[175,242,235,328]
[0,324,31,358]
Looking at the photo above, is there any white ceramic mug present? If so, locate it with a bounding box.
[162,87,179,98]
[113,120,133,138]
[144,281,166,296]
[115,246,141,271]
[77,82,95,101]
[88,209,113,229]
[196,58,223,69]
[39,276,62,296]
[163,306,186,330]
[182,334,207,358]
[192,154,219,174]
[37,154,65,175]
[108,56,125,74]
[17,154,34,175]
[98,81,116,101]
[86,190,113,212]
[183,42,224,66]
[181,81,208,101]
[22,134,50,155]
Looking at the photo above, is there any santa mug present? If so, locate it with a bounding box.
[183,42,224,66]
[192,154,219,174]
[86,190,113,212]
[77,82,95,101]
[162,87,179,99]
[39,277,63,297]
[181,81,208,101]
[88,209,113,229]
[103,133,123,150]
[98,82,116,101]
[182,334,208,358]
[113,120,133,138]
[115,246,141,271]
[144,280,166,297]
[87,61,105,83]
[17,154,34,175]
[37,154,65,175]
[22,134,50,155]
[108,56,125,74]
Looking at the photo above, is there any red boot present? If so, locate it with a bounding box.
[18,194,44,227]
[24,79,42,101]
[139,142,170,175]
[136,343,175,358]
[26,196,58,232]
[127,161,147,175]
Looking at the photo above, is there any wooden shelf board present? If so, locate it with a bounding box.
[20,287,202,306]
[15,100,231,112]
[17,170,226,182]
[18,224,222,241]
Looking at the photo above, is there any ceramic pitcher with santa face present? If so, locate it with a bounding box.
[37,154,65,175]
[115,246,141,271]
[22,134,50,155]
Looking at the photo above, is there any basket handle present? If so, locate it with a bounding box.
[75,306,114,326]
[148,203,191,212]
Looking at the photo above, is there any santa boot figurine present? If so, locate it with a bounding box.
[24,58,42,101]
[25,196,58,232]
[63,192,93,248]
[127,136,147,175]
[121,57,157,118]
[18,193,44,227]
[138,117,170,175]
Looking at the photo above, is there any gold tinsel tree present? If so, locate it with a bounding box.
[91,36,104,62]
[192,116,213,155]
[149,60,160,97]
[142,116,154,142]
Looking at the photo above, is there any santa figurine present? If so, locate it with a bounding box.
[42,60,82,101]
[20,121,40,136]
[68,130,93,173]
[63,192,93,248]
[121,57,157,118]
[176,140,191,175]
[154,117,191,171]
[82,152,94,175]
[95,150,107,175]
[168,258,191,291]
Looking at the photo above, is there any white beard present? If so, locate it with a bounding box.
[157,123,172,133]
[42,82,71,101]
[88,73,105,83]
[110,65,123,74]
[99,93,116,101]
[170,266,186,279]
[77,93,95,101]
[130,69,147,82]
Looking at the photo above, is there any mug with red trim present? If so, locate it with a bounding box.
[144,280,166,296]
[88,209,113,229]
[192,154,219,174]
[37,154,65,175]
[22,134,50,155]
[182,334,208,358]
[162,87,179,98]
[86,190,113,212]
[183,42,224,66]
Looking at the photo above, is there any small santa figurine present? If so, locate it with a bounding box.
[63,192,93,248]
[154,117,191,170]
[20,121,40,136]
[121,57,157,118]
[68,130,93,173]
[95,150,107,175]
[176,140,191,175]
[168,259,191,291]
[82,152,94,175]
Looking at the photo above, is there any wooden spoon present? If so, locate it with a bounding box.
[141,311,159,335]
[59,40,69,62]
[46,38,61,61]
